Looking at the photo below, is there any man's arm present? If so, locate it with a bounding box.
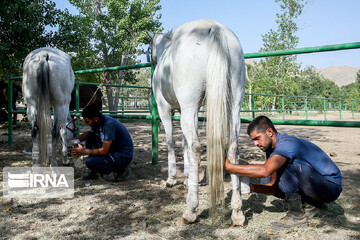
[71,140,112,157]
[249,171,282,194]
[76,130,93,142]
[224,154,288,178]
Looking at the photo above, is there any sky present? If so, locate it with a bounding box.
[54,0,360,69]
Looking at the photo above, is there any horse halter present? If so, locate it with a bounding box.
[148,37,157,66]
[65,117,77,139]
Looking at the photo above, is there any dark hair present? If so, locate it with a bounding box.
[247,115,277,135]
[81,104,101,119]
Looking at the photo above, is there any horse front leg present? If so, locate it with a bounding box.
[58,124,71,166]
[182,134,190,186]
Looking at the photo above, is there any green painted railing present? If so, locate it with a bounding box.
[244,42,360,58]
[6,41,360,165]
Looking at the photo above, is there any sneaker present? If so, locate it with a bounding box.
[303,202,327,219]
[101,172,117,182]
[271,211,308,229]
[114,166,131,182]
[82,170,98,180]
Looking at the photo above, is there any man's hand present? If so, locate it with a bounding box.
[224,158,232,172]
[71,144,84,158]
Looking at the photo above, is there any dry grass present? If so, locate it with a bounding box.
[0,119,359,240]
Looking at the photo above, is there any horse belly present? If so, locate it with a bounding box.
[153,59,179,109]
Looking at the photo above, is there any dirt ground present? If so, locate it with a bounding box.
[0,118,359,240]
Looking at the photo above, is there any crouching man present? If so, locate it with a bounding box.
[224,115,342,228]
[71,104,133,181]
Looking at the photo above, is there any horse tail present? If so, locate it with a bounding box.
[37,54,51,165]
[206,25,232,217]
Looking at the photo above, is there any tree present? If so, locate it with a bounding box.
[61,0,162,111]
[259,0,306,111]
[0,0,63,80]
[341,70,360,109]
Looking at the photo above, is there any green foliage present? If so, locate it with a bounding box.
[340,70,360,108]
[253,0,306,110]
[62,0,162,72]
[0,0,63,79]
[59,0,162,110]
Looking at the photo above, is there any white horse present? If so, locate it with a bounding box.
[147,19,249,225]
[22,47,76,166]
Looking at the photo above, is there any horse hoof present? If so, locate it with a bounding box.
[231,211,246,226]
[181,210,197,224]
[166,178,177,188]
[181,217,198,225]
[181,217,190,225]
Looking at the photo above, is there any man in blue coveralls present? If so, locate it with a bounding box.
[225,115,342,228]
[71,104,133,181]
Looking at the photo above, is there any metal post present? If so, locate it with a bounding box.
[251,93,255,119]
[7,76,13,143]
[323,97,327,121]
[339,99,342,120]
[151,65,159,165]
[305,96,308,120]
[121,97,124,115]
[351,100,354,119]
[75,80,80,136]
[281,95,285,120]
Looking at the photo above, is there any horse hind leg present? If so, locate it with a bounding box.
[180,109,201,224]
[27,104,40,167]
[227,140,246,226]
[31,122,41,167]
[158,105,177,187]
[228,107,247,226]
[50,120,60,166]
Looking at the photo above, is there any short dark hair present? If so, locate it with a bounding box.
[81,104,101,119]
[247,115,277,135]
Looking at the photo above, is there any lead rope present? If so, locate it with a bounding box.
[83,83,103,109]
[65,117,78,139]
[83,64,107,109]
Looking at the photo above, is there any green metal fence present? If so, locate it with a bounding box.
[6,41,360,165]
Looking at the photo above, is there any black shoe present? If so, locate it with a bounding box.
[83,170,98,180]
[114,166,131,182]
[100,172,117,182]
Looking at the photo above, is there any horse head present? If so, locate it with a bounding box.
[146,30,171,67]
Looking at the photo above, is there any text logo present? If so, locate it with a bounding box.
[3,167,74,199]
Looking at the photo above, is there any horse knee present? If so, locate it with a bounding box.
[52,127,60,140]
[166,139,175,150]
[191,141,201,162]
[228,141,238,162]
[31,124,38,139]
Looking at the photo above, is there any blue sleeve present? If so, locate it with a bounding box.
[103,123,116,141]
[271,139,298,162]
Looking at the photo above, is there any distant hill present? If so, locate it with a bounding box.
[316,66,359,87]
[245,60,359,87]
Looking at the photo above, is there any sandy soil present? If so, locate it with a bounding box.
[0,118,359,240]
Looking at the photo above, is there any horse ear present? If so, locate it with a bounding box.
[146,30,154,39]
